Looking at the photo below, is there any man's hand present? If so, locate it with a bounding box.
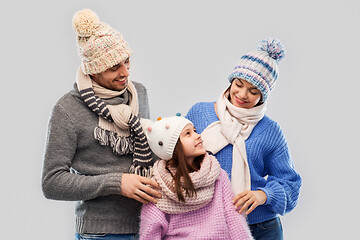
[121,173,162,204]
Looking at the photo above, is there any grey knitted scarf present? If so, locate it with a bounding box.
[77,68,154,177]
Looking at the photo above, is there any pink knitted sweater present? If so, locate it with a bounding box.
[139,155,253,240]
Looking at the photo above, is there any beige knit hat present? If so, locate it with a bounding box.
[72,9,132,75]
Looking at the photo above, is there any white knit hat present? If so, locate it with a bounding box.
[145,116,192,160]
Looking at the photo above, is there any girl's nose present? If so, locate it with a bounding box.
[195,132,201,139]
[238,88,248,99]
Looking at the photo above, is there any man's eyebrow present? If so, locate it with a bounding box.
[111,63,121,68]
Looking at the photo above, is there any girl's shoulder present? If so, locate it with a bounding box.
[186,102,218,132]
[215,169,235,198]
[248,115,287,150]
[252,115,283,135]
[218,169,231,185]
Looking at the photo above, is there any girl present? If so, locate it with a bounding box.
[140,116,254,240]
[186,38,302,240]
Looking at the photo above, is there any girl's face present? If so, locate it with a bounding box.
[229,78,262,109]
[179,123,206,164]
[91,58,130,91]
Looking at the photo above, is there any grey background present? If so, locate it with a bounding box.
[1,0,359,239]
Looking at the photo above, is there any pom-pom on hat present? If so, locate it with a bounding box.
[145,116,192,160]
[228,38,285,102]
[72,9,132,75]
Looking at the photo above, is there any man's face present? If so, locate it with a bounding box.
[91,58,130,91]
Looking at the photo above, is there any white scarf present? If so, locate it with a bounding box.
[201,89,266,195]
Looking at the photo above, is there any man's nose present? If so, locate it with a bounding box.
[117,64,129,77]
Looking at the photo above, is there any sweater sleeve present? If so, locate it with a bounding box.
[258,123,302,215]
[139,203,169,240]
[220,171,254,240]
[133,81,150,119]
[41,103,123,201]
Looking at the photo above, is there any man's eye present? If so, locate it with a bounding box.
[110,66,119,71]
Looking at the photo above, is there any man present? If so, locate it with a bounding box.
[42,9,161,239]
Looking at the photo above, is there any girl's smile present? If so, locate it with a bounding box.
[234,95,249,105]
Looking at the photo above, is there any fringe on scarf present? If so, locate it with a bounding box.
[94,126,134,155]
[93,114,154,178]
[127,114,155,177]
[129,165,153,178]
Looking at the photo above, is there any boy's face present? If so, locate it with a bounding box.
[91,58,130,91]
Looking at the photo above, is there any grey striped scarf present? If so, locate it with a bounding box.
[128,114,154,177]
[76,67,154,177]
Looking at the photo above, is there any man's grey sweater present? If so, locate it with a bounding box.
[42,82,150,234]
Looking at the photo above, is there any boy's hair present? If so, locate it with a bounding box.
[165,139,205,202]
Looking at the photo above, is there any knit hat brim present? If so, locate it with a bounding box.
[81,45,132,75]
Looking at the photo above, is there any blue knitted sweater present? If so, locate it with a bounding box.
[186,102,302,225]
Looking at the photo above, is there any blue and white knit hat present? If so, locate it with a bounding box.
[228,38,285,102]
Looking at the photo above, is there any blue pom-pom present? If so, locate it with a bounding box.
[258,38,285,62]
[176,112,181,116]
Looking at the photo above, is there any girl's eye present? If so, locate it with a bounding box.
[249,89,259,95]
[236,84,243,88]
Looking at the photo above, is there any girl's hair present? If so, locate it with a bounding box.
[165,139,205,202]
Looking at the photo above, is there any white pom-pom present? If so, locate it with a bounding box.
[72,9,100,37]
[258,37,285,62]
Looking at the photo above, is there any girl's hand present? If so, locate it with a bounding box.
[232,190,267,215]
